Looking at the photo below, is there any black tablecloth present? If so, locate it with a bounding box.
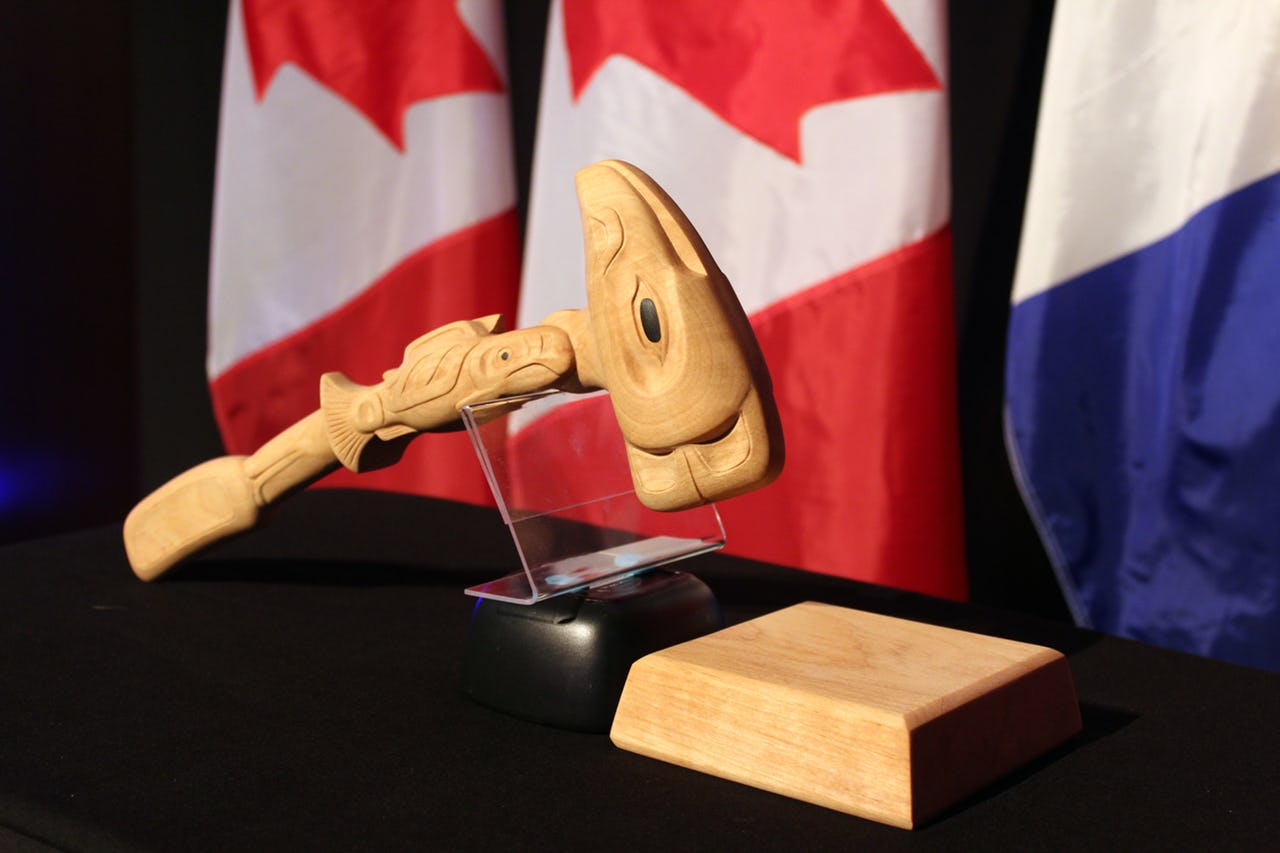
[2,490,1277,851]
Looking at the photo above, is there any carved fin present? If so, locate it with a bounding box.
[374,424,415,442]
[398,314,506,359]
[471,313,506,335]
[319,372,377,472]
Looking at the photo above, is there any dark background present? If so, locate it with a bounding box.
[0,1,1065,619]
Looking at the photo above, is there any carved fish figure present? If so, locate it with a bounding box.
[320,315,574,472]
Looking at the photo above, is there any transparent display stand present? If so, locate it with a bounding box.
[461,389,726,604]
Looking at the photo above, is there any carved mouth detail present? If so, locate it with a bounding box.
[629,410,751,476]
[635,412,741,458]
[697,414,740,447]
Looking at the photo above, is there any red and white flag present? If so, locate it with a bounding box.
[519,0,966,597]
[207,0,520,506]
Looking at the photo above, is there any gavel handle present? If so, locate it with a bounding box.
[123,412,338,580]
[123,315,582,581]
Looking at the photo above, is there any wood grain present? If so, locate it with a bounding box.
[610,602,1081,828]
[574,161,784,510]
[123,160,784,580]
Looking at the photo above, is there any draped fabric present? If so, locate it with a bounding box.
[1006,0,1280,669]
[207,0,519,505]
[516,0,967,597]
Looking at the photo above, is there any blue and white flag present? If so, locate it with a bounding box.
[1006,1,1280,670]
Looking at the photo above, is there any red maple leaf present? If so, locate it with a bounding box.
[241,0,504,151]
[562,0,940,162]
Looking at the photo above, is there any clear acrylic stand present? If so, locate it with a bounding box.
[461,389,725,604]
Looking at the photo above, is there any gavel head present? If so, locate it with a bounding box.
[572,160,784,511]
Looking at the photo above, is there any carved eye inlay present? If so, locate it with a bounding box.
[639,297,661,343]
[500,351,510,360]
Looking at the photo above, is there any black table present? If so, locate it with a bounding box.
[2,491,1277,851]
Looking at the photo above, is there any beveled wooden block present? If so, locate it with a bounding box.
[610,602,1081,828]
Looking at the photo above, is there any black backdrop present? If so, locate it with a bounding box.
[0,1,1066,619]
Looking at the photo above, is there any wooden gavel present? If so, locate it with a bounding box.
[123,161,784,580]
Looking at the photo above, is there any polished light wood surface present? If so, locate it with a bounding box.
[574,161,784,510]
[123,161,782,580]
[610,602,1082,829]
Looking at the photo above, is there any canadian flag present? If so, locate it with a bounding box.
[207,0,520,506]
[519,0,967,597]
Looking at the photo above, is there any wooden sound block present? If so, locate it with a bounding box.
[610,602,1081,829]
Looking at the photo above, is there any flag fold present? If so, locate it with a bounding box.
[1007,0,1280,669]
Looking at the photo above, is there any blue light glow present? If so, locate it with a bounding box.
[0,449,67,518]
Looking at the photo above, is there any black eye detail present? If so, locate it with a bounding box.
[639,298,661,343]
[500,351,509,360]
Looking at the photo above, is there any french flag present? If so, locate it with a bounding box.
[1006,1,1280,669]
[517,0,968,598]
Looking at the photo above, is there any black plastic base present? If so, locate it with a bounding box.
[461,570,723,733]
